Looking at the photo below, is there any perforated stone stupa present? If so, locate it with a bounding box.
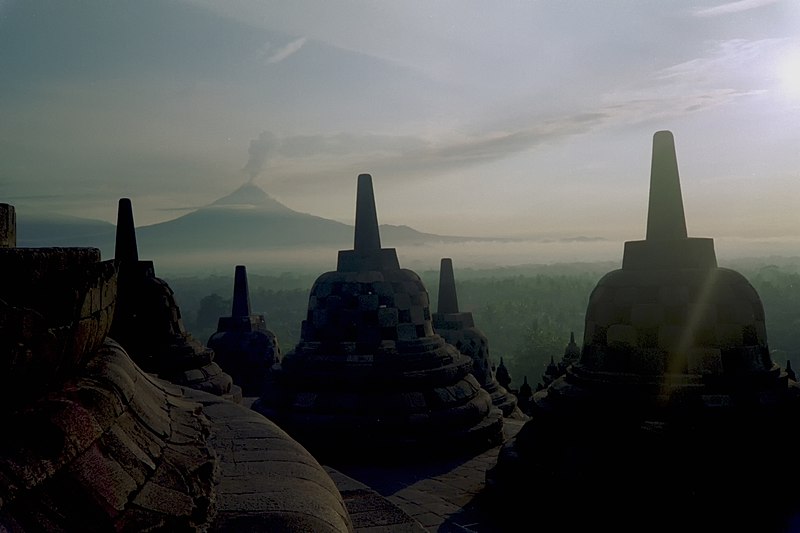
[488,131,800,532]
[109,198,240,401]
[207,265,281,396]
[0,204,352,532]
[254,174,503,458]
[432,258,519,416]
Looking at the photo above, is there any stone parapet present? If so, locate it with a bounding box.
[0,247,117,410]
[0,203,16,248]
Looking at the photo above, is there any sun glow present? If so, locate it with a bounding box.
[776,46,800,100]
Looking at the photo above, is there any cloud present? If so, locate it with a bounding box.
[651,38,787,103]
[693,0,781,17]
[262,37,307,64]
[251,111,611,191]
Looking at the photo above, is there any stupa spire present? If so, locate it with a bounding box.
[354,173,381,252]
[231,265,252,318]
[646,130,687,241]
[115,198,139,264]
[437,258,460,314]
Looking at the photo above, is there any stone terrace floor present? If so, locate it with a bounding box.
[326,419,525,533]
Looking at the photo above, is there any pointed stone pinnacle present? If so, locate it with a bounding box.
[437,258,460,314]
[115,198,139,264]
[354,174,382,252]
[646,130,688,241]
[570,331,575,344]
[231,265,251,317]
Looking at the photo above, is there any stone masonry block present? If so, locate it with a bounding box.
[684,303,717,330]
[606,324,637,346]
[715,324,743,348]
[589,301,620,325]
[658,325,689,352]
[377,307,399,327]
[687,348,723,374]
[755,321,768,345]
[610,287,633,306]
[658,286,690,306]
[394,293,411,310]
[630,303,664,328]
[396,324,417,341]
[717,299,755,325]
[358,294,379,311]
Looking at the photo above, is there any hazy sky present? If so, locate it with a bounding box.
[1,0,799,251]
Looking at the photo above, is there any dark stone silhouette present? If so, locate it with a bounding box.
[253,174,503,458]
[563,331,580,365]
[538,332,581,391]
[787,360,796,381]
[109,198,240,401]
[207,265,281,396]
[0,205,353,532]
[0,203,16,248]
[495,357,511,391]
[432,258,519,416]
[516,376,533,414]
[488,131,800,532]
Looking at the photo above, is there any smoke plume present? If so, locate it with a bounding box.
[243,131,276,183]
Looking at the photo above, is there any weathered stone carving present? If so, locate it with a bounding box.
[0,205,354,532]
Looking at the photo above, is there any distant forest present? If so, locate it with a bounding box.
[168,259,800,391]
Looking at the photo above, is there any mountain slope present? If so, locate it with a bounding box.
[16,212,116,250]
[15,183,467,258]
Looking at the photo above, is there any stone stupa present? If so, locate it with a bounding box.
[432,257,519,416]
[0,203,352,532]
[487,131,800,532]
[207,265,281,396]
[253,174,503,458]
[109,198,240,401]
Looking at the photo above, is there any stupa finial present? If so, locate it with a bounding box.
[570,331,575,344]
[646,130,688,241]
[231,265,251,318]
[437,258,460,314]
[354,174,381,252]
[336,174,400,271]
[115,198,139,264]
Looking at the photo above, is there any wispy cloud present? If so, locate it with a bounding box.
[252,111,610,189]
[657,38,783,82]
[252,76,756,190]
[262,37,307,64]
[693,0,781,17]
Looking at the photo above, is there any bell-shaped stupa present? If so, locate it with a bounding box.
[253,174,503,458]
[487,131,800,532]
[109,198,240,401]
[432,258,519,416]
[207,265,281,396]
[562,331,580,366]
